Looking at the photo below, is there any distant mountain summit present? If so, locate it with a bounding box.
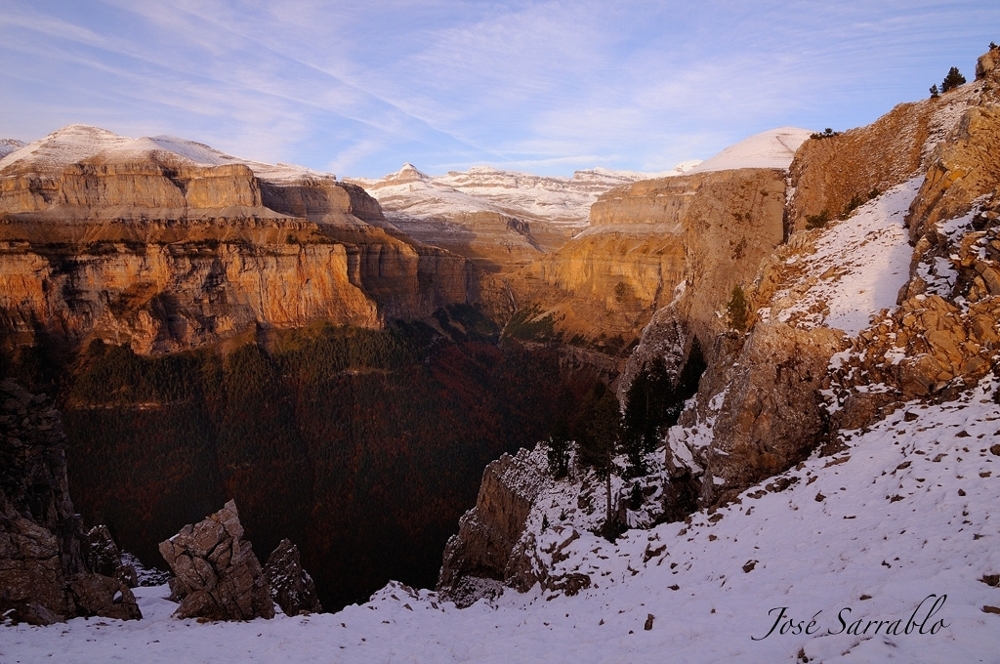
[686,126,812,173]
[0,124,331,183]
[348,161,700,272]
[354,161,698,230]
[0,138,26,159]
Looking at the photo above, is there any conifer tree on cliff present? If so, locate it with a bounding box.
[941,66,966,92]
[578,385,623,538]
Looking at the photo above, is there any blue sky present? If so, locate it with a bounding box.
[1,1,997,178]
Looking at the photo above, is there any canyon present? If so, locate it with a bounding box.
[2,48,1000,664]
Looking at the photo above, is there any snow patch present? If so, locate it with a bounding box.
[774,178,920,334]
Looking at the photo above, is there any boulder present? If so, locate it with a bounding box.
[67,572,141,621]
[158,500,274,620]
[263,539,322,615]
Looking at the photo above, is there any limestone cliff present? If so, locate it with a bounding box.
[667,51,1000,506]
[514,167,787,352]
[0,126,472,354]
[788,81,982,231]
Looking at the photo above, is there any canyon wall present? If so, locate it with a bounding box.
[514,167,787,352]
[667,54,1000,505]
[0,128,473,355]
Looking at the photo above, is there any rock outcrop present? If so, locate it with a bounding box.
[697,323,844,502]
[263,538,322,616]
[816,53,1000,430]
[158,499,274,621]
[788,81,981,232]
[437,449,547,607]
[88,525,139,588]
[0,380,141,624]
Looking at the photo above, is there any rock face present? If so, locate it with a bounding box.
[158,499,274,621]
[0,125,473,355]
[517,167,787,350]
[788,82,981,232]
[263,538,322,616]
[437,449,547,607]
[696,323,844,502]
[0,380,141,624]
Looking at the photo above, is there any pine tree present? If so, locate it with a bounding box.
[546,415,570,479]
[622,362,651,477]
[578,388,622,535]
[941,67,966,93]
[929,84,939,98]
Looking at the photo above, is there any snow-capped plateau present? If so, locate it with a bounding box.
[353,161,699,230]
[687,127,813,174]
[0,124,331,183]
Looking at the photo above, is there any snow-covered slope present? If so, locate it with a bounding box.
[0,124,330,183]
[687,127,812,174]
[6,377,998,663]
[762,177,919,335]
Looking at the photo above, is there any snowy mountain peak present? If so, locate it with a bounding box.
[0,138,26,160]
[0,124,132,174]
[687,126,812,174]
[387,162,431,183]
[0,124,332,183]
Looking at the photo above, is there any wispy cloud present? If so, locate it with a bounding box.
[2,1,997,177]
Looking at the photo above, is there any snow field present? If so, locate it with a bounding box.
[6,377,999,663]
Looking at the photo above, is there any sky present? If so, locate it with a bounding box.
[1,1,997,179]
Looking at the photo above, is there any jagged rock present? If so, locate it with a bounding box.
[0,495,73,623]
[0,380,141,624]
[437,448,547,606]
[87,525,138,588]
[977,47,998,80]
[158,499,274,621]
[437,446,609,606]
[263,539,322,615]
